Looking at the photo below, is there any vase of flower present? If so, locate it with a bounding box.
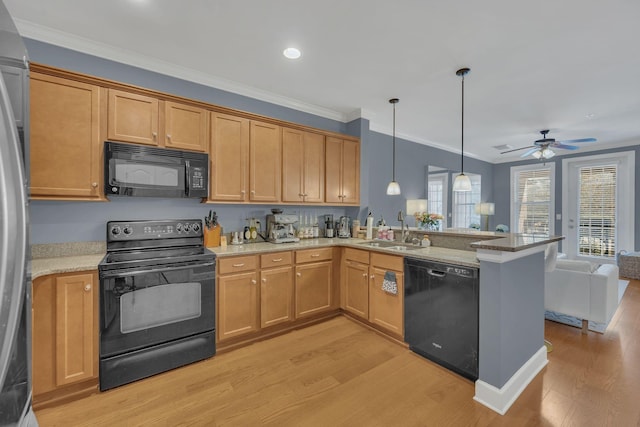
[413,212,443,231]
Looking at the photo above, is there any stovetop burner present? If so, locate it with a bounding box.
[99,219,215,273]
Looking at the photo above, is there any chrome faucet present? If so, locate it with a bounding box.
[397,210,409,243]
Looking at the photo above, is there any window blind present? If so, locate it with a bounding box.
[514,168,552,234]
[578,165,617,257]
[452,174,481,228]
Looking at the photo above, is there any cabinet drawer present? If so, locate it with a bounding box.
[370,253,403,271]
[296,247,333,264]
[260,251,292,268]
[343,247,369,264]
[218,255,258,274]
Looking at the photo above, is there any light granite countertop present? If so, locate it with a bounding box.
[208,238,480,268]
[30,231,562,278]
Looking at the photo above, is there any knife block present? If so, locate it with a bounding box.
[204,226,221,247]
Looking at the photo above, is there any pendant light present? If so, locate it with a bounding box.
[453,68,472,192]
[386,98,401,195]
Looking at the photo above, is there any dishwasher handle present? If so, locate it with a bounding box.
[427,269,447,278]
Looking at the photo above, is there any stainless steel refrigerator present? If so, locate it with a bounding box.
[0,0,37,425]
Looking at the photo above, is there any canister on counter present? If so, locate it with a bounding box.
[352,219,360,238]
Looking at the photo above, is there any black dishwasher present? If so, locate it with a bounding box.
[404,257,479,380]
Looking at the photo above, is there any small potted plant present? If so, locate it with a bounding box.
[204,210,221,247]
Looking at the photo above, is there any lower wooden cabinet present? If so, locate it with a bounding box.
[295,248,333,318]
[342,248,370,319]
[341,249,404,337]
[369,253,404,336]
[260,252,294,328]
[217,255,260,342]
[32,271,98,407]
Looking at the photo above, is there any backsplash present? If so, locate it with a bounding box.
[29,198,352,244]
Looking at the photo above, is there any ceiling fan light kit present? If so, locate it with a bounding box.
[500,129,597,160]
[453,67,472,192]
[386,98,401,195]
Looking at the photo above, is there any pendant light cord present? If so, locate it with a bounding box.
[461,72,465,175]
[392,101,396,181]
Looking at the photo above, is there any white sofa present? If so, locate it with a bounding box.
[544,259,620,333]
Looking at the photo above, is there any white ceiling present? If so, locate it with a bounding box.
[6,0,640,163]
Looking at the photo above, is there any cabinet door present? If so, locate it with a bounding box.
[218,271,259,341]
[260,266,294,328]
[249,121,281,202]
[164,101,207,152]
[324,136,343,203]
[302,132,325,203]
[55,273,96,386]
[295,261,332,318]
[343,260,369,319]
[30,73,102,199]
[210,112,249,201]
[107,89,159,146]
[281,128,304,202]
[341,139,360,204]
[369,266,404,336]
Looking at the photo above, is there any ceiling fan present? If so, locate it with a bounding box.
[501,130,597,159]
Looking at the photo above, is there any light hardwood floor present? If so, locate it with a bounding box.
[35,280,640,426]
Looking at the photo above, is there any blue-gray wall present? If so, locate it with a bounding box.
[360,130,494,229]
[493,145,640,251]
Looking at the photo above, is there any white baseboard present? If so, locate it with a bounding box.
[473,345,548,415]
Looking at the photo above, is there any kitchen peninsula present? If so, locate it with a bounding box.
[31,230,562,414]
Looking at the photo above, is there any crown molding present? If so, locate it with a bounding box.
[15,18,347,123]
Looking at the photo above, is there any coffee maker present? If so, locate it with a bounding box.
[266,214,300,243]
[338,216,350,238]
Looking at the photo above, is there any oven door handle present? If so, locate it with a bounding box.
[100,261,216,279]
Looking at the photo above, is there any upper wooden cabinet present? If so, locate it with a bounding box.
[164,101,208,152]
[209,112,250,202]
[282,128,325,203]
[249,121,281,203]
[30,72,103,200]
[107,89,159,146]
[107,89,207,152]
[325,137,360,205]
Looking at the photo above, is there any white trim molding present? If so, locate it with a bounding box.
[474,345,548,415]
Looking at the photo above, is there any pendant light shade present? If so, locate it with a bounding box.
[453,68,471,192]
[386,98,401,195]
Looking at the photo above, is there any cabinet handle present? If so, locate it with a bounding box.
[241,190,246,195]
[152,132,157,141]
[299,193,304,197]
[262,278,267,283]
[272,258,283,262]
[251,279,257,285]
[167,134,171,140]
[362,273,368,278]
[311,254,320,258]
[232,263,245,267]
[250,190,255,194]
[84,284,91,292]
[91,182,98,188]
[370,275,375,279]
[296,272,301,277]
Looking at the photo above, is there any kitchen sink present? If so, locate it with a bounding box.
[358,241,422,251]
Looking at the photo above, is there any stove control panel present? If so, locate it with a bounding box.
[107,219,204,241]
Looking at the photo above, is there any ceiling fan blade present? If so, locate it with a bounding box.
[554,143,579,150]
[500,145,535,154]
[520,147,540,158]
[557,137,597,144]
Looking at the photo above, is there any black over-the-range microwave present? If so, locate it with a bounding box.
[104,141,209,198]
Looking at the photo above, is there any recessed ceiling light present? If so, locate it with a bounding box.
[283,47,301,59]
